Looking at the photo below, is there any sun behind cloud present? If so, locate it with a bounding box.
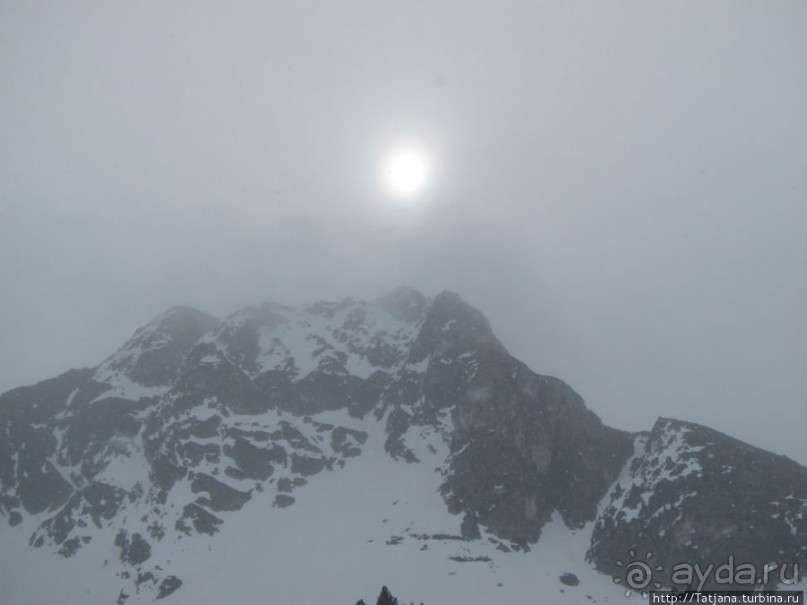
[383,146,431,200]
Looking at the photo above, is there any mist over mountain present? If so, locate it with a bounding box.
[1,288,804,604]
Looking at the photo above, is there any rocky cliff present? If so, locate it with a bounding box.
[0,288,803,601]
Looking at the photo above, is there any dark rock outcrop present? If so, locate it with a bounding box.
[588,418,807,589]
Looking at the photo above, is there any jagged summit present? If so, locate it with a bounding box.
[0,288,804,603]
[90,287,502,399]
[94,305,217,389]
[378,285,429,321]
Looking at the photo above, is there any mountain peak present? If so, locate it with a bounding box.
[378,286,429,322]
[1,289,804,602]
[93,305,217,389]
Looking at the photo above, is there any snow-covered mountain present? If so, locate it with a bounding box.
[1,288,804,604]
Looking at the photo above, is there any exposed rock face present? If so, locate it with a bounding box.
[0,368,93,517]
[0,288,804,600]
[588,418,807,589]
[438,342,634,542]
[109,306,219,388]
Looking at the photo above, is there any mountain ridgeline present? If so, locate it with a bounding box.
[0,287,804,601]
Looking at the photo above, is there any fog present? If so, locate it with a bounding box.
[1,1,805,463]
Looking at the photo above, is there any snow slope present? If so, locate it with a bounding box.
[1,408,648,605]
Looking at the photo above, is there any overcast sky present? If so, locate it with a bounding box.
[1,1,805,463]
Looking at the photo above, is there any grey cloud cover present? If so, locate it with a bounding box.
[1,1,805,462]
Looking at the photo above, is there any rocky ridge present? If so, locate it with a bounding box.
[0,287,804,601]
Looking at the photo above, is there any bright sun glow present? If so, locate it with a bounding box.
[384,148,430,199]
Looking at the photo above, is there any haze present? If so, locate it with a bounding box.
[1,1,805,463]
